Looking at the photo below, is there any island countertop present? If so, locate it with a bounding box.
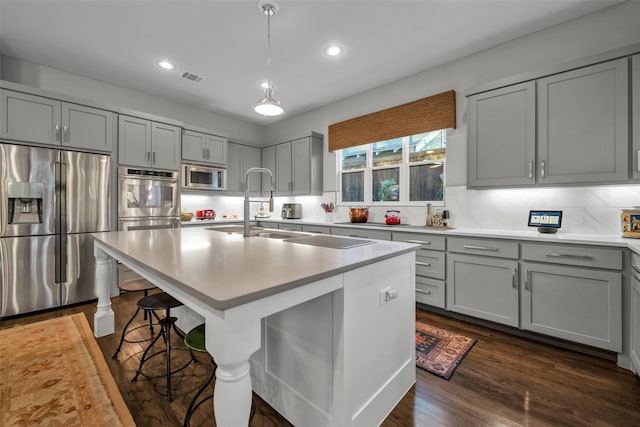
[91,227,419,311]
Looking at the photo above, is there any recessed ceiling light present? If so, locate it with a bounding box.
[156,60,176,70]
[324,44,343,57]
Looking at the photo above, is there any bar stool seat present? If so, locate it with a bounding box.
[112,279,160,359]
[132,292,195,402]
[183,324,256,426]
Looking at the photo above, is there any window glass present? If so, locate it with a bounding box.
[372,138,403,167]
[373,168,399,202]
[341,171,364,202]
[341,145,367,170]
[409,130,446,162]
[410,163,444,201]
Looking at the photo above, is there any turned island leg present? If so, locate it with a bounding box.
[93,244,115,337]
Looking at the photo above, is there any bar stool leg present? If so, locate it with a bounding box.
[113,307,142,359]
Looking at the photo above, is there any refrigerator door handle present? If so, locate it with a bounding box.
[58,161,67,234]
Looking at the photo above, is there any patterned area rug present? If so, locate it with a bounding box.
[416,322,477,380]
[0,313,135,427]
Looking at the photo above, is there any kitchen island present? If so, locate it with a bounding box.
[91,227,419,427]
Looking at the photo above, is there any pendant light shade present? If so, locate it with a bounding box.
[255,0,284,117]
[254,85,284,116]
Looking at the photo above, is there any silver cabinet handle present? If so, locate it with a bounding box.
[545,252,594,261]
[202,147,206,159]
[55,124,61,142]
[463,244,498,252]
[528,161,534,179]
[416,289,432,296]
[415,261,431,267]
[512,267,517,289]
[406,239,431,245]
[63,125,69,142]
[348,234,365,238]
[206,148,210,159]
[146,151,151,164]
[524,270,530,291]
[152,152,156,164]
[540,160,546,178]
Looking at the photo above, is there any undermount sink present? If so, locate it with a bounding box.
[206,226,310,239]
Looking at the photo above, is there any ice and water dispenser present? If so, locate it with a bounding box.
[6,182,44,224]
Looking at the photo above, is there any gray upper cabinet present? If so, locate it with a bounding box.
[537,58,628,184]
[261,145,276,195]
[467,82,536,187]
[1,89,114,152]
[226,142,261,196]
[633,54,640,180]
[182,129,227,166]
[118,115,180,170]
[271,133,324,196]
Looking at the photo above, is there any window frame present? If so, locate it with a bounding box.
[336,132,446,207]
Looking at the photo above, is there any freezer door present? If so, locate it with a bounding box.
[0,235,58,317]
[61,150,110,233]
[61,233,100,306]
[0,144,56,237]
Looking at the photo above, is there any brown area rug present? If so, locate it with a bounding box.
[0,313,135,427]
[416,322,476,380]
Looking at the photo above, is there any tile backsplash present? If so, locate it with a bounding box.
[182,184,639,236]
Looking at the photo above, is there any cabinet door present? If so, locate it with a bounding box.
[61,102,113,152]
[182,130,206,163]
[206,134,228,166]
[226,142,243,194]
[118,115,151,167]
[0,89,61,146]
[291,137,311,195]
[538,58,628,184]
[631,270,640,374]
[151,122,181,170]
[467,82,535,187]
[244,145,262,196]
[261,145,276,196]
[520,262,621,351]
[275,142,292,195]
[447,253,519,327]
[633,54,640,180]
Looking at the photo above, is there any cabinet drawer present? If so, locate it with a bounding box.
[278,223,303,232]
[416,251,445,280]
[416,277,445,309]
[448,237,518,259]
[392,232,445,251]
[521,243,622,270]
[331,227,391,241]
[302,225,331,234]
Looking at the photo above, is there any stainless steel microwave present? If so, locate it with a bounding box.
[182,164,226,191]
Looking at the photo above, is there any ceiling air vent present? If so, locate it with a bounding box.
[181,71,204,83]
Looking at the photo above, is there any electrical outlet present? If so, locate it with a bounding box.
[379,287,397,305]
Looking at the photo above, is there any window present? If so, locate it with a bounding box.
[337,130,446,205]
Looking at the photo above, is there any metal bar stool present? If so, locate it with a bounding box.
[132,292,196,402]
[183,324,256,426]
[113,279,161,359]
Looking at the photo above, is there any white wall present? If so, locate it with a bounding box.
[0,54,264,145]
[263,1,640,235]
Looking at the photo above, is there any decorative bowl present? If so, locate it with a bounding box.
[349,207,369,223]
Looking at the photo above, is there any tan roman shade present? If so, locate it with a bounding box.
[328,90,456,152]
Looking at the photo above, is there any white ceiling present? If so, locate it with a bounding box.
[0,0,621,125]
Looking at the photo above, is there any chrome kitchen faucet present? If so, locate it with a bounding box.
[244,167,274,237]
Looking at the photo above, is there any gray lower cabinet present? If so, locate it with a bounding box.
[331,227,391,241]
[118,115,181,170]
[631,262,640,374]
[633,54,640,180]
[302,224,331,234]
[226,142,261,195]
[467,81,535,187]
[278,223,303,232]
[1,88,114,152]
[447,253,519,327]
[537,58,628,184]
[393,232,446,308]
[520,262,621,352]
[182,129,227,166]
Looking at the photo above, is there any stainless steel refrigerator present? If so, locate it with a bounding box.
[0,143,110,317]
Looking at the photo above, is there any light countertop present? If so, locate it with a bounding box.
[92,227,419,310]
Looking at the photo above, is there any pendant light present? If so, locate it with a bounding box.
[254,0,284,117]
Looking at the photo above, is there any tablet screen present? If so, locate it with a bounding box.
[528,210,562,228]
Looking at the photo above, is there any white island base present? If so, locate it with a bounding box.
[92,228,416,427]
[250,255,416,426]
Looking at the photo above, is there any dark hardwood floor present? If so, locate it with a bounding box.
[2,292,639,426]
